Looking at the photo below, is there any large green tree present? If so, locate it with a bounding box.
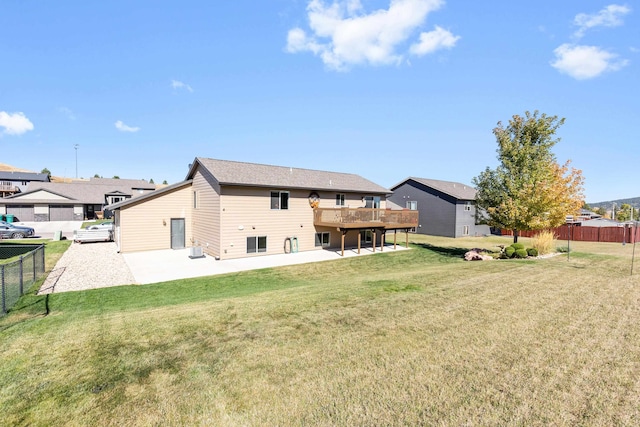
[473,111,584,243]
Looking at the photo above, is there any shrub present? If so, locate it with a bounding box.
[511,242,525,250]
[505,246,515,258]
[557,246,570,253]
[514,249,528,258]
[527,248,538,257]
[531,230,556,255]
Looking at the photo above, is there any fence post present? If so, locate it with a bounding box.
[1,265,5,314]
[19,255,24,296]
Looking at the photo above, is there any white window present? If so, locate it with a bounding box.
[464,202,472,211]
[463,225,469,235]
[407,201,417,210]
[271,191,289,210]
[364,196,381,209]
[315,232,330,247]
[336,194,345,206]
[247,236,267,253]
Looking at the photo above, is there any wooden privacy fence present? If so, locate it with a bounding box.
[502,225,640,244]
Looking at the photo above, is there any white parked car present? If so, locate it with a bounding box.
[87,221,114,231]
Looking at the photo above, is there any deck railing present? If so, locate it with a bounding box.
[313,208,418,229]
[0,182,18,193]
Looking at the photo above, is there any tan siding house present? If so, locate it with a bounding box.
[112,181,193,253]
[110,158,417,259]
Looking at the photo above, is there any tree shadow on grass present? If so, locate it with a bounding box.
[415,243,470,258]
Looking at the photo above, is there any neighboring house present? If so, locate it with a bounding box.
[389,177,490,238]
[0,177,155,221]
[0,171,50,197]
[568,208,602,222]
[575,217,621,227]
[109,157,418,259]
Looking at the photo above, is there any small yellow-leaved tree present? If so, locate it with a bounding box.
[473,111,584,243]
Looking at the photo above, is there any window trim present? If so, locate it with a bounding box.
[407,200,417,210]
[247,236,267,253]
[270,191,290,210]
[464,202,472,211]
[336,194,345,206]
[463,225,469,235]
[315,231,330,247]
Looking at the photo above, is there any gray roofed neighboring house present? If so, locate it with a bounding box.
[577,217,621,227]
[0,171,50,197]
[0,176,157,221]
[388,177,490,238]
[391,177,478,201]
[188,157,391,194]
[0,171,50,182]
[19,177,155,204]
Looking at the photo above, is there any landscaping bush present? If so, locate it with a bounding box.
[557,246,570,253]
[512,242,525,251]
[531,230,556,255]
[514,248,528,258]
[527,248,538,257]
[505,246,516,258]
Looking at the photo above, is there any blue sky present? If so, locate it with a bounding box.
[1,1,637,203]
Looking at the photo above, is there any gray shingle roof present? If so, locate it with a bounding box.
[189,158,391,194]
[4,177,155,204]
[108,180,193,210]
[0,171,50,182]
[392,177,477,200]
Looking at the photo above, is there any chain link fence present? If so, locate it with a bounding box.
[1,244,46,316]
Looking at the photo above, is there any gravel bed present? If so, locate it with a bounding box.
[39,242,137,294]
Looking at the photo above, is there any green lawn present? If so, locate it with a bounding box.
[1,234,640,425]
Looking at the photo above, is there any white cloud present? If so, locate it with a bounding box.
[409,25,459,56]
[0,111,34,135]
[171,80,193,93]
[573,4,631,39]
[551,44,628,80]
[115,120,140,133]
[286,0,456,71]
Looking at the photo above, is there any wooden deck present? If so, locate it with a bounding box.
[313,208,418,230]
[314,208,419,256]
[0,182,19,197]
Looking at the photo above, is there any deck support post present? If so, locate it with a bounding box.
[405,229,409,248]
[372,229,376,253]
[381,230,385,252]
[341,229,346,256]
[394,229,397,249]
[357,230,361,254]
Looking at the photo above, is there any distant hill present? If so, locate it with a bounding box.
[589,197,640,210]
[0,163,34,173]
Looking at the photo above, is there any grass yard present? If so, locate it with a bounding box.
[1,234,640,425]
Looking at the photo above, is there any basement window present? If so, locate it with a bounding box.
[247,236,267,253]
[315,232,330,247]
